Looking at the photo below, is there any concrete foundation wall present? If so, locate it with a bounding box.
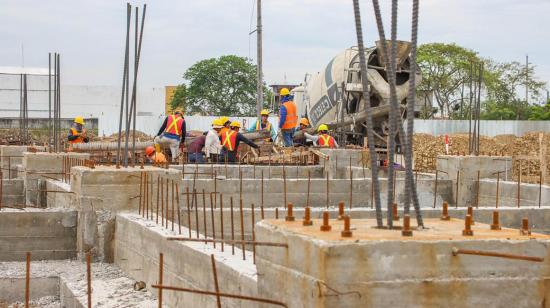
[182,176,453,209]
[23,152,89,207]
[0,210,77,261]
[46,179,75,209]
[479,179,550,208]
[172,164,325,179]
[255,220,550,308]
[437,155,513,207]
[69,166,165,261]
[114,214,258,308]
[1,178,24,206]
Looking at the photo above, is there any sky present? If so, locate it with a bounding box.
[0,0,549,90]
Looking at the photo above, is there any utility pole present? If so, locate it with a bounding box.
[256,0,263,122]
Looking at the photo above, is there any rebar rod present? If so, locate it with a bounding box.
[117,4,131,166]
[352,0,383,227]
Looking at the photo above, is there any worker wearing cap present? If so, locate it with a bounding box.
[154,109,186,162]
[304,124,339,148]
[248,109,276,141]
[220,121,259,163]
[144,146,167,164]
[293,118,313,146]
[278,88,298,147]
[67,116,90,150]
[205,119,223,163]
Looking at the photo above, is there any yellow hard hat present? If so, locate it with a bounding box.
[219,116,230,125]
[279,88,290,96]
[212,119,223,128]
[300,118,310,126]
[261,109,270,116]
[318,124,329,132]
[230,121,241,128]
[74,116,84,125]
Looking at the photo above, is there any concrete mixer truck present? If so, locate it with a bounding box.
[292,40,422,148]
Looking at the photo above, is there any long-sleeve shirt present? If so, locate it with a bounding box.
[304,132,339,148]
[157,117,186,143]
[278,95,294,129]
[187,135,206,153]
[205,129,222,156]
[234,133,259,150]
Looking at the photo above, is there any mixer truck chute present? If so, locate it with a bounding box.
[293,40,422,147]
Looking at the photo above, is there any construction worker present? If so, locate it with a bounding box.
[230,121,241,132]
[145,146,167,164]
[205,119,223,162]
[305,124,339,148]
[154,109,186,162]
[220,122,259,163]
[67,116,89,150]
[248,109,276,141]
[187,132,207,163]
[293,118,313,146]
[278,88,298,147]
[218,116,231,137]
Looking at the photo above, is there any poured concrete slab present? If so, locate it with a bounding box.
[256,218,550,307]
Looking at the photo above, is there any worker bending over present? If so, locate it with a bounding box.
[293,118,313,146]
[67,116,89,150]
[248,109,276,141]
[220,121,259,163]
[154,109,185,162]
[144,146,167,164]
[305,124,339,148]
[278,88,298,147]
[187,132,207,163]
[205,119,223,162]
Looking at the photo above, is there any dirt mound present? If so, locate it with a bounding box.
[413,132,550,183]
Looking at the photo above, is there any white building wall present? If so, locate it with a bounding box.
[0,73,165,136]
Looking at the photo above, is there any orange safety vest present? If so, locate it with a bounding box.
[69,128,85,144]
[221,130,237,151]
[318,134,335,148]
[152,152,167,163]
[218,127,229,137]
[255,120,271,131]
[164,115,184,136]
[281,101,298,130]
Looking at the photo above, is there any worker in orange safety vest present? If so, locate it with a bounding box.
[144,146,167,164]
[154,109,185,162]
[278,88,298,147]
[67,116,89,151]
[219,122,259,163]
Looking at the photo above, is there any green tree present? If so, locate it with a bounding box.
[417,43,480,119]
[528,103,550,120]
[176,55,272,116]
[170,84,186,110]
[483,60,546,120]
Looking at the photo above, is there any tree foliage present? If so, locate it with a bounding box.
[417,43,478,118]
[417,43,547,120]
[172,55,272,116]
[170,84,186,111]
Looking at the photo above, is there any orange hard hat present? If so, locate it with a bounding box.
[145,146,155,156]
[300,118,310,126]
